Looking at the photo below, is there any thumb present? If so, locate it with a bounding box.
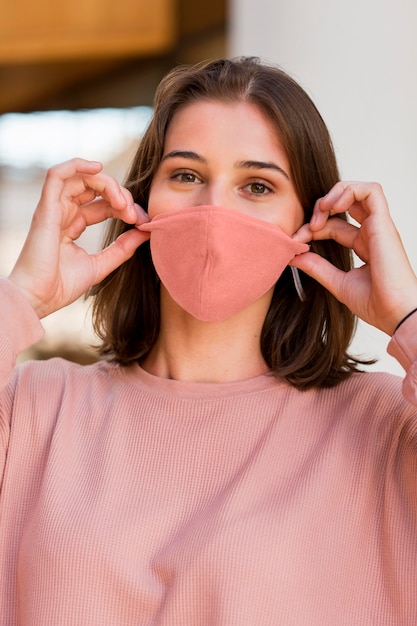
[290,250,346,302]
[92,228,150,284]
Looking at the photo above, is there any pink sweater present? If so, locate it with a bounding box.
[1,278,417,625]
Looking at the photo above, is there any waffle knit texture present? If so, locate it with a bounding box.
[1,278,417,625]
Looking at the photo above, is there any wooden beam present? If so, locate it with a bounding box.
[0,0,227,114]
[0,0,175,63]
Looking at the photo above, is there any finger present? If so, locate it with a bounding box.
[293,217,370,264]
[314,218,369,262]
[79,180,135,211]
[40,159,103,205]
[134,204,150,226]
[310,184,350,231]
[292,222,316,244]
[41,167,128,218]
[79,173,128,211]
[310,197,364,232]
[321,181,389,217]
[310,197,330,231]
[90,228,150,284]
[118,186,138,222]
[311,181,390,232]
[290,250,349,303]
[77,188,98,207]
[117,187,151,226]
[294,217,358,247]
[51,157,103,178]
[64,198,149,243]
[78,198,149,229]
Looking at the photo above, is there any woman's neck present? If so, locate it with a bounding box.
[141,289,272,383]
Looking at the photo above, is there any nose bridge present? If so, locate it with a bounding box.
[200,176,231,209]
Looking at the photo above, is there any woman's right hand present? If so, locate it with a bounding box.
[8,158,150,319]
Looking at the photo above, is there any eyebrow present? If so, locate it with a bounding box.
[161,150,207,163]
[237,160,289,179]
[161,151,289,180]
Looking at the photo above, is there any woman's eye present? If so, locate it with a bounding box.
[173,172,200,184]
[247,182,271,195]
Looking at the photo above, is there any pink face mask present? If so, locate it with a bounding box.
[139,206,308,322]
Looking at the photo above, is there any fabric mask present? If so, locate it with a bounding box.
[139,205,309,322]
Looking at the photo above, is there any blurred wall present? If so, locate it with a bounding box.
[230,0,417,375]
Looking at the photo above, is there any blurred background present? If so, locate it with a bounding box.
[1,0,416,373]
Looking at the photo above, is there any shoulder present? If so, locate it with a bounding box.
[15,355,119,385]
[316,370,417,447]
[325,370,415,418]
[339,370,409,407]
[2,358,132,442]
[10,357,126,407]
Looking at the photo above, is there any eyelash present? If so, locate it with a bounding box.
[171,171,201,184]
[244,181,273,195]
[170,170,274,196]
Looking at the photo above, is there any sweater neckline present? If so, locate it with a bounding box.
[120,363,284,399]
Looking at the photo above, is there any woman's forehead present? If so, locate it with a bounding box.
[163,100,288,163]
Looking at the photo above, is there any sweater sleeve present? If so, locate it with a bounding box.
[0,278,44,387]
[387,311,417,405]
[0,278,44,481]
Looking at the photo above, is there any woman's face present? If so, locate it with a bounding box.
[148,99,304,235]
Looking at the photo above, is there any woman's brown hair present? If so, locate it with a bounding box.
[91,56,367,389]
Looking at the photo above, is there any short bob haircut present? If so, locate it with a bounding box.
[91,56,367,390]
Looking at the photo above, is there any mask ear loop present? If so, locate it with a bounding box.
[290,266,305,302]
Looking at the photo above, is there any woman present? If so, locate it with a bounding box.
[1,57,417,624]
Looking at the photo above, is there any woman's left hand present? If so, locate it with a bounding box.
[291,181,417,335]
